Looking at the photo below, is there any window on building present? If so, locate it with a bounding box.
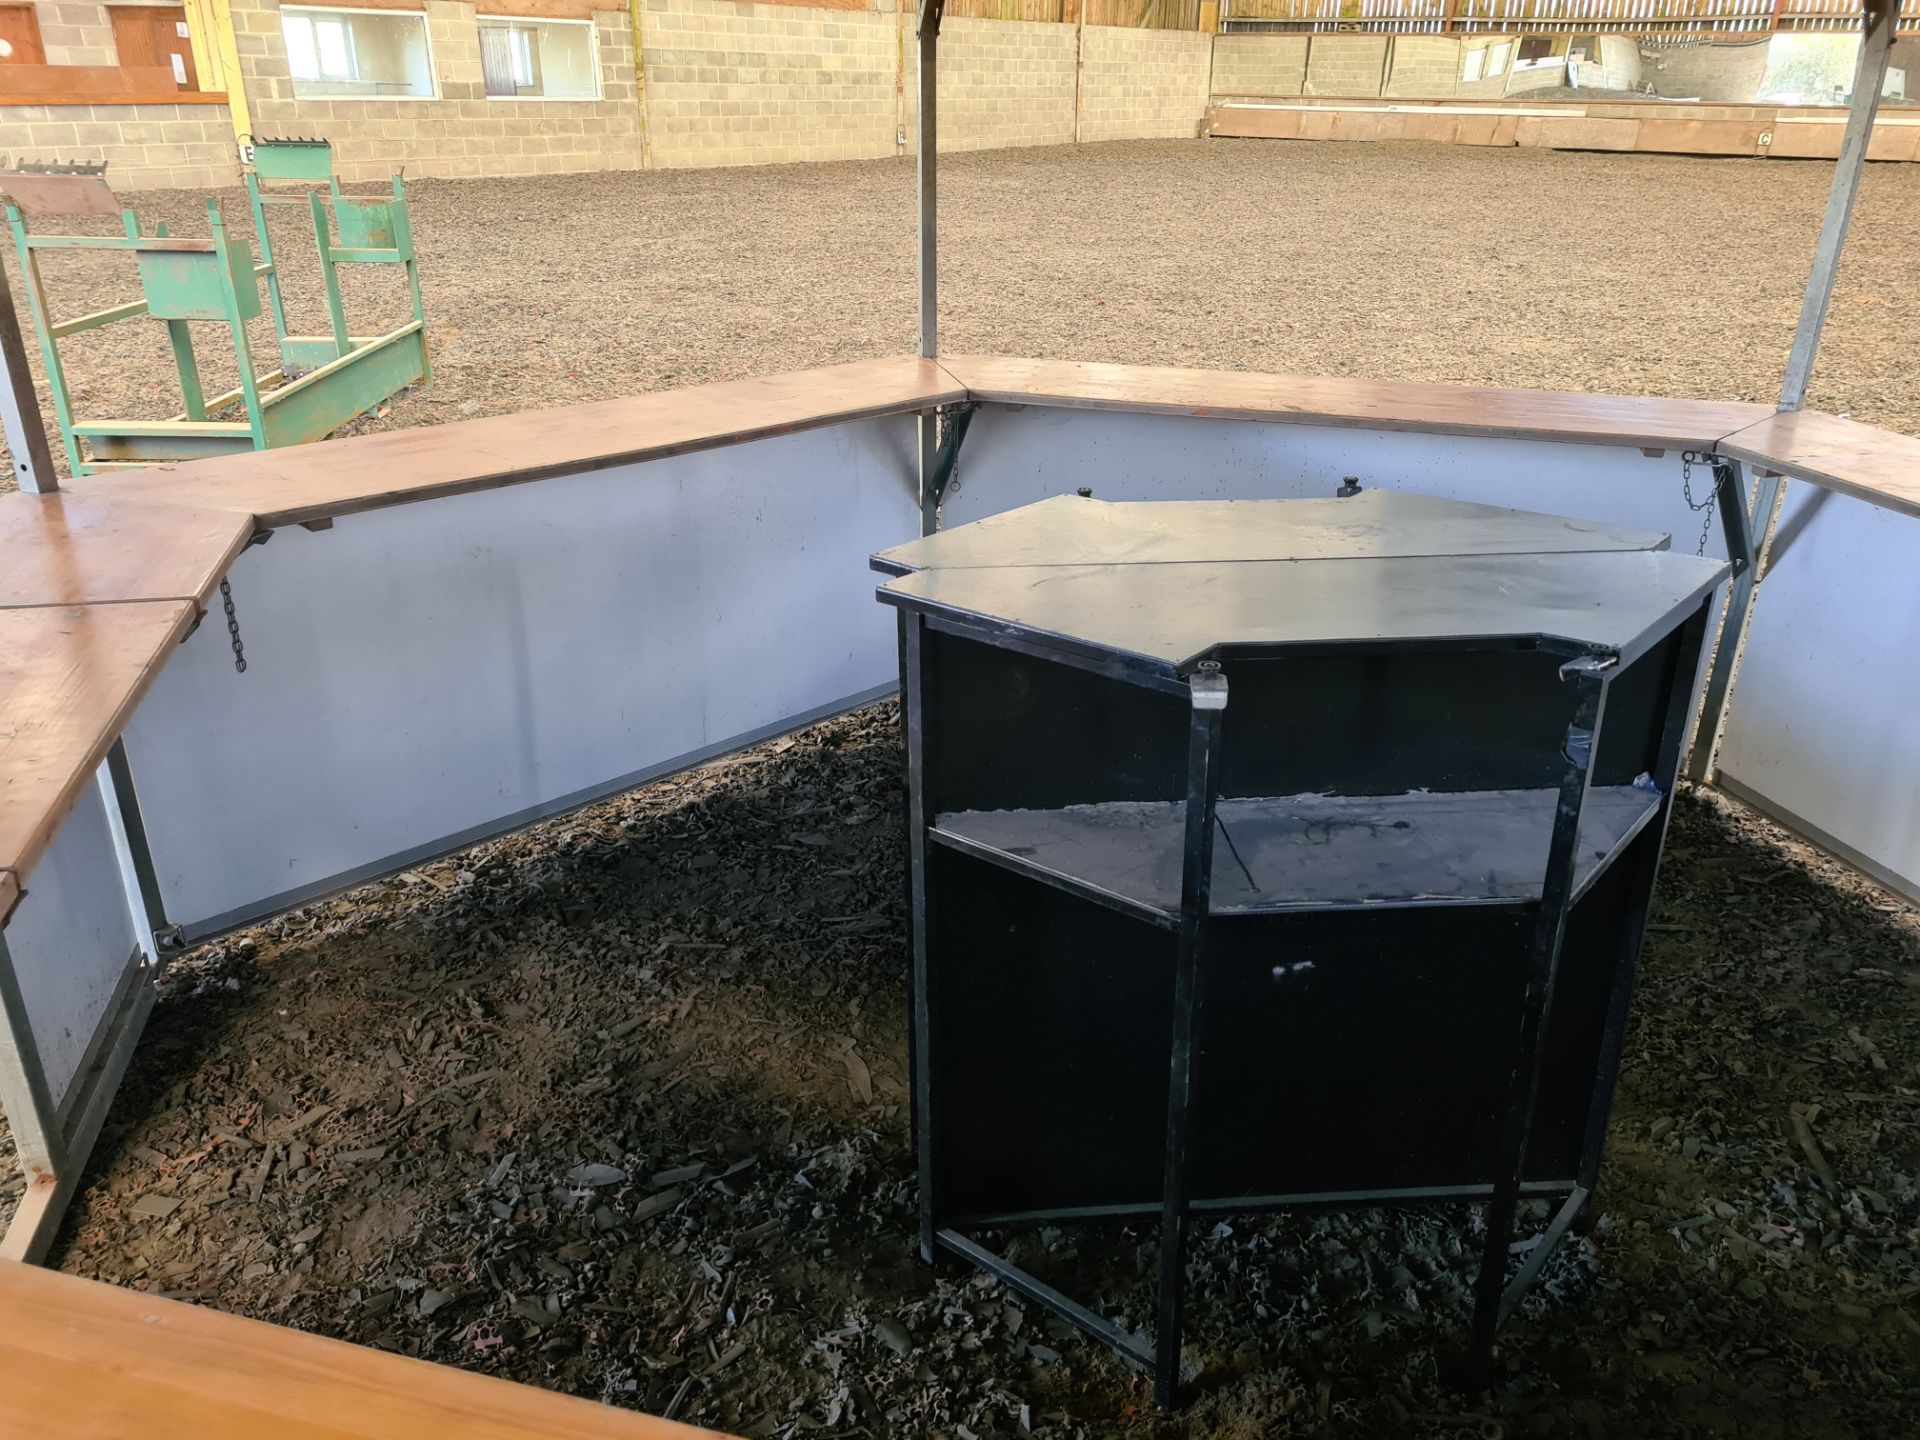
[1485,40,1512,76]
[477,16,597,99]
[0,4,47,65]
[110,5,199,90]
[1515,35,1559,68]
[1461,47,1487,85]
[281,5,436,99]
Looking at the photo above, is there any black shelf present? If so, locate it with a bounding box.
[930,784,1662,925]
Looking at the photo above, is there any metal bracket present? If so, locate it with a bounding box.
[8,160,109,177]
[921,400,975,534]
[1187,660,1228,710]
[917,0,945,39]
[1557,653,1617,683]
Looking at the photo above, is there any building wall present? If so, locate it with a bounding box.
[642,0,899,168]
[930,16,1078,152]
[228,0,645,182]
[1211,31,1304,95]
[1076,25,1211,141]
[0,101,238,188]
[1456,35,1519,97]
[1644,39,1771,102]
[1594,34,1643,90]
[1382,35,1456,98]
[1303,34,1387,96]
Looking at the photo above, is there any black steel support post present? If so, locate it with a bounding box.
[1153,662,1228,1409]
[902,612,940,1264]
[1468,659,1610,1374]
[1685,457,1761,782]
[921,403,976,536]
[1577,603,1713,1198]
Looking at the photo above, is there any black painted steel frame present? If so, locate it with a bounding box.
[899,600,1713,1407]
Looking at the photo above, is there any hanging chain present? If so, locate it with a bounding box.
[1680,450,1719,558]
[220,576,248,674]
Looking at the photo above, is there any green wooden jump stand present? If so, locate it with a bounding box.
[2,141,429,476]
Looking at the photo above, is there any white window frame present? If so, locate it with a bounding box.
[476,13,602,102]
[280,4,441,103]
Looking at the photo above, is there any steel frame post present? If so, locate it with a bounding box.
[1685,456,1761,781]
[913,0,943,538]
[916,0,942,362]
[1469,657,1609,1372]
[1154,662,1228,1408]
[1577,604,1711,1201]
[1778,0,1902,413]
[101,739,177,965]
[902,611,940,1264]
[0,931,66,1188]
[6,201,86,482]
[0,237,56,493]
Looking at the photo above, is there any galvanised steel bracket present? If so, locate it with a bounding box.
[921,400,977,535]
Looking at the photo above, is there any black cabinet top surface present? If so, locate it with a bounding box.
[875,492,1728,675]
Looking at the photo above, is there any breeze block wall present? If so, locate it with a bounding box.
[927,15,1078,152]
[1209,32,1306,95]
[226,0,645,182]
[1383,35,1458,97]
[1303,34,1387,96]
[1076,25,1211,141]
[0,101,239,189]
[641,0,900,168]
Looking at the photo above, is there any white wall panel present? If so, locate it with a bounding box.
[943,407,1734,563]
[1714,486,1920,897]
[124,418,921,936]
[4,778,141,1107]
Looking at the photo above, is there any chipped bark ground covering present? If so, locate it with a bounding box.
[12,702,1916,1440]
[4,137,1920,494]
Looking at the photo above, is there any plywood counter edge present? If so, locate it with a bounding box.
[1,600,199,887]
[78,356,967,530]
[935,354,1776,452]
[1718,412,1920,523]
[252,393,959,528]
[0,489,259,612]
[0,1260,732,1440]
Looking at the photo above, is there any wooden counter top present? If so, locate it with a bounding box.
[1720,408,1920,522]
[4,352,1913,911]
[78,355,965,530]
[938,355,1774,452]
[0,602,195,884]
[0,490,254,611]
[0,1261,730,1440]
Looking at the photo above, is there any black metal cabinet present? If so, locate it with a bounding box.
[874,491,1731,1406]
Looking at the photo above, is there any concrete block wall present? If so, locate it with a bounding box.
[228,0,645,181]
[1076,25,1211,141]
[1303,34,1386,96]
[1382,35,1457,98]
[0,102,239,188]
[1210,32,1304,95]
[642,0,899,168]
[29,0,128,67]
[1643,38,1770,102]
[921,15,1078,152]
